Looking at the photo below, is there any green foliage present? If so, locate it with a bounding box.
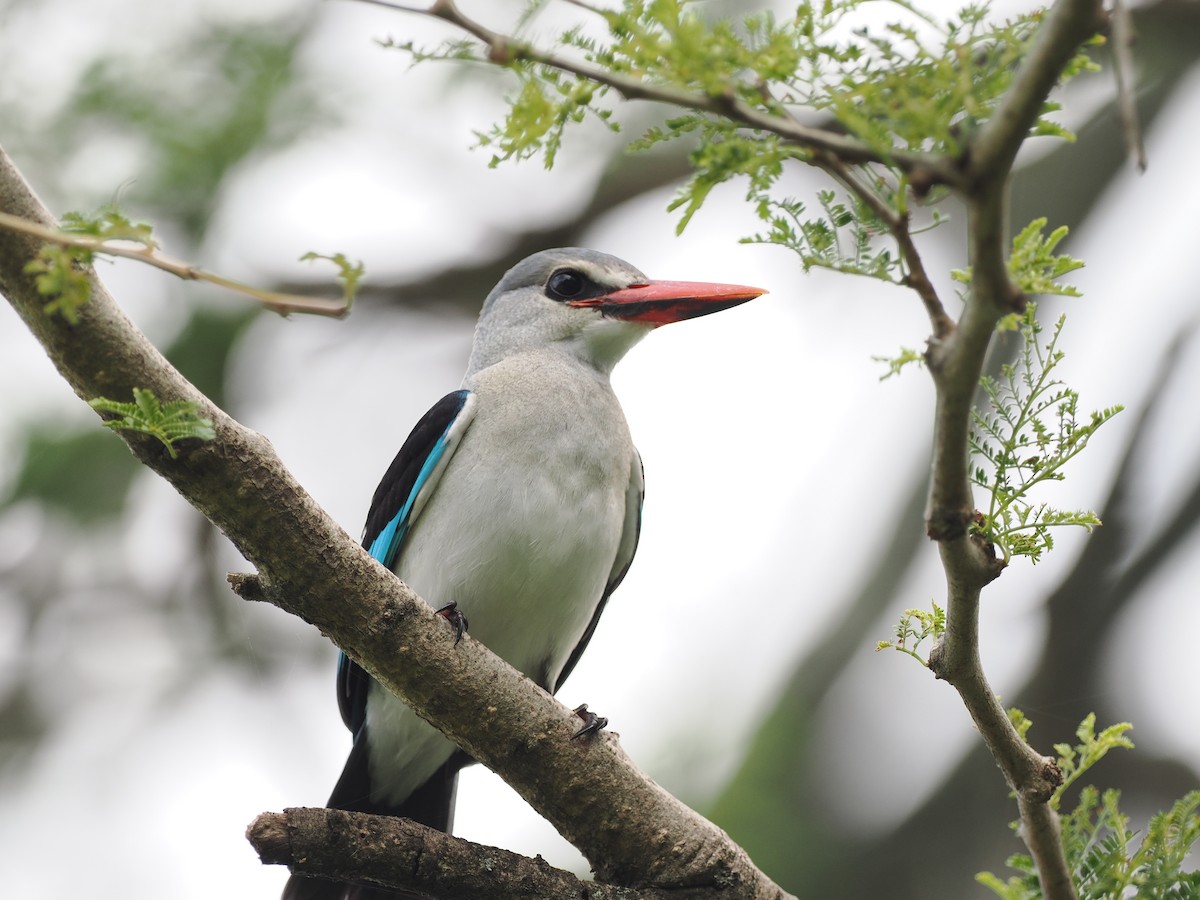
[876,602,944,664]
[954,218,1085,298]
[393,1,1097,278]
[969,304,1123,562]
[1006,219,1085,297]
[24,208,156,324]
[24,244,94,325]
[89,388,216,459]
[1052,713,1135,808]
[872,345,926,380]
[300,252,366,311]
[979,711,1200,899]
[514,0,1091,155]
[741,188,916,281]
[1007,707,1035,743]
[484,71,618,169]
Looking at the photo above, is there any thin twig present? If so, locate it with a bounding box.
[1110,0,1147,171]
[0,210,351,318]
[349,0,427,14]
[813,150,955,340]
[365,0,966,188]
[968,0,1105,182]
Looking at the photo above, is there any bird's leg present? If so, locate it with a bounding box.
[434,601,469,645]
[571,703,608,740]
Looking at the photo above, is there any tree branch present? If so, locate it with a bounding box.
[967,0,1106,182]
[248,807,702,899]
[369,0,965,188]
[0,209,353,318]
[369,0,963,334]
[921,1,1105,897]
[1110,0,1147,171]
[0,143,790,899]
[810,150,954,340]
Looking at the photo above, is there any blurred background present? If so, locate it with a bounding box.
[1,0,1198,897]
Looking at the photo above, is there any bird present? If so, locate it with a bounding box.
[282,247,764,900]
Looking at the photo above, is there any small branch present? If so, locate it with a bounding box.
[0,209,352,318]
[367,0,965,188]
[898,230,953,341]
[1110,0,1147,171]
[812,150,954,340]
[926,154,1079,900]
[968,0,1105,182]
[926,184,1019,545]
[929,615,1061,808]
[249,807,691,899]
[374,0,962,339]
[1018,797,1076,899]
[928,577,1071,899]
[919,3,1104,898]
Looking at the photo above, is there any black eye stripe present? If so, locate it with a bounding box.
[544,268,620,303]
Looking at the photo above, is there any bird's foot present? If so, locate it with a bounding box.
[571,703,608,740]
[435,601,469,646]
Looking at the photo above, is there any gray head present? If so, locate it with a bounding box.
[466,247,764,377]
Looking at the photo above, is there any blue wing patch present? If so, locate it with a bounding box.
[337,388,477,735]
[361,389,477,569]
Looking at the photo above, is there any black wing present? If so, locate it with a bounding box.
[337,389,477,735]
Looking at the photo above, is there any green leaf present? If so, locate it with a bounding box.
[1052,712,1135,809]
[476,66,618,169]
[25,244,95,324]
[1008,218,1084,297]
[876,601,945,665]
[980,715,1200,899]
[969,305,1122,562]
[60,207,156,246]
[956,218,1084,299]
[872,346,925,380]
[24,206,158,324]
[300,252,365,312]
[88,388,216,459]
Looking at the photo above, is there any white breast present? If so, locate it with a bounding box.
[365,350,637,804]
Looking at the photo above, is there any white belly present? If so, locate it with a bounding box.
[365,352,636,804]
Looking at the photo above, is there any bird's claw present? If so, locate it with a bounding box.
[571,703,608,740]
[435,601,468,646]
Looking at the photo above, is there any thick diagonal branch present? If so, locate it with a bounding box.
[0,144,791,900]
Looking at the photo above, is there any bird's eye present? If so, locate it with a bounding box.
[547,269,586,300]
